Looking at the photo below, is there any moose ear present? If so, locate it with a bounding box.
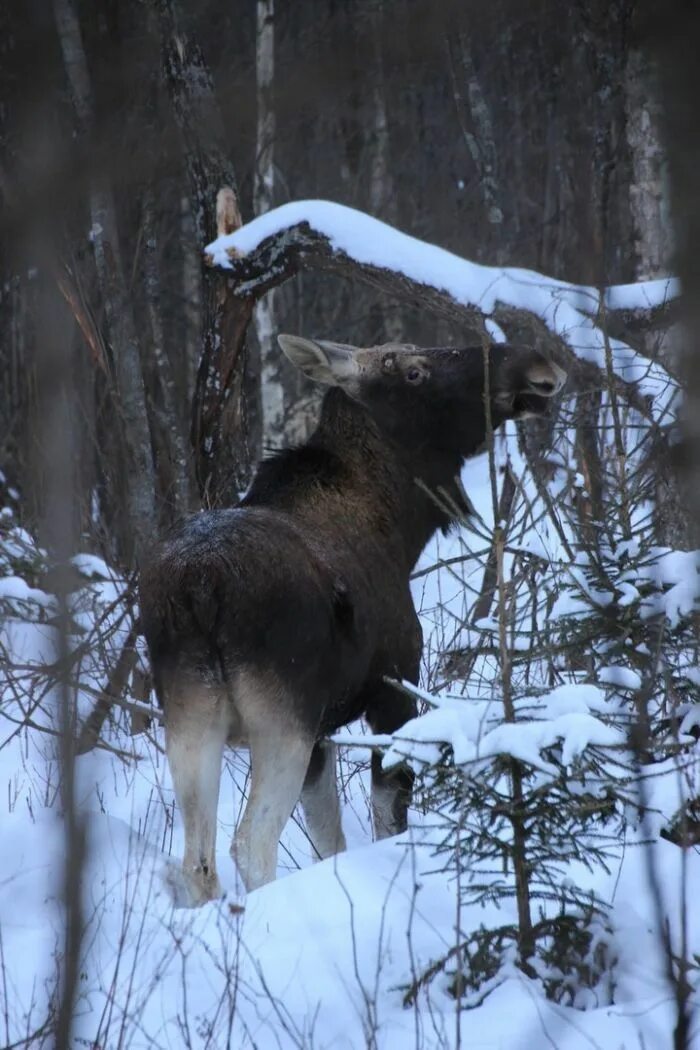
[277,335,360,386]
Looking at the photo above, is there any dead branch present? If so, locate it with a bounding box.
[75,621,140,754]
[204,217,675,430]
[205,220,490,335]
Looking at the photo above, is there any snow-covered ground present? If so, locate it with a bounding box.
[3,799,697,1049]
[2,421,699,1048]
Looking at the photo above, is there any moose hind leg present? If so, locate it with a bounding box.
[166,684,229,906]
[301,741,346,860]
[370,751,414,838]
[232,672,315,891]
[365,682,417,839]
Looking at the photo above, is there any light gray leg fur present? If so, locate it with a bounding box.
[372,779,400,839]
[301,741,347,860]
[231,671,315,891]
[166,684,230,906]
[370,752,412,839]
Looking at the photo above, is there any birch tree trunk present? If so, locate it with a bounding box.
[254,0,283,450]
[625,49,672,282]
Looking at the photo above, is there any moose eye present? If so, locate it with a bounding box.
[406,367,424,384]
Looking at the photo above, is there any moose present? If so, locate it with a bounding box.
[140,335,565,903]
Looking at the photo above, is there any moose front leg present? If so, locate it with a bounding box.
[364,681,417,839]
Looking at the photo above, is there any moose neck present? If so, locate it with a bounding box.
[313,389,469,567]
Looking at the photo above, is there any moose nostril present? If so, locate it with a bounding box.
[530,378,555,395]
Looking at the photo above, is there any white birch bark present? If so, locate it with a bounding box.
[625,49,672,281]
[254,0,283,448]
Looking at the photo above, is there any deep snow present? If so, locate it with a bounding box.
[1,434,698,1048]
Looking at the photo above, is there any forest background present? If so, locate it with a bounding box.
[1,1,700,1048]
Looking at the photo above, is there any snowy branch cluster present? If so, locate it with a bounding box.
[206,200,680,424]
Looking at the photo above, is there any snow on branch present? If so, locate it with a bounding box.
[205,199,680,424]
[379,680,627,777]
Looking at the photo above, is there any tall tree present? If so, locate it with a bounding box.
[53,0,156,564]
[254,0,283,450]
[646,0,700,545]
[158,0,254,505]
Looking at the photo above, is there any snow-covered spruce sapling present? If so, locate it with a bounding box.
[539,352,700,1040]
[388,677,624,1006]
[543,356,700,844]
[388,438,631,1005]
[393,347,698,1007]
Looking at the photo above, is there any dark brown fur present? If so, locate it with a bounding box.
[140,339,565,895]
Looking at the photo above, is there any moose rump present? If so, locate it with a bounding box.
[140,505,385,899]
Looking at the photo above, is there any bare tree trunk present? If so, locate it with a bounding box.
[539,65,574,277]
[632,6,696,554]
[53,0,156,564]
[623,42,682,544]
[651,6,700,543]
[638,9,700,1047]
[446,29,504,237]
[625,49,672,282]
[254,0,283,450]
[368,2,391,221]
[157,0,254,504]
[181,194,201,408]
[142,185,195,515]
[367,0,403,344]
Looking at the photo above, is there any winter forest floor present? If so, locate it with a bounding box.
[1,428,699,1049]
